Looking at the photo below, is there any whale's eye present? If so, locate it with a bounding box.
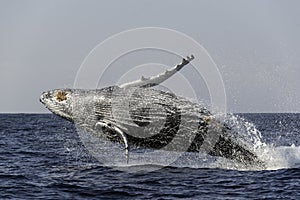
[55,91,68,102]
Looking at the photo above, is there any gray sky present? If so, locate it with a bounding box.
[0,0,299,113]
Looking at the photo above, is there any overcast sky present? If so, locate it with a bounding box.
[0,0,299,113]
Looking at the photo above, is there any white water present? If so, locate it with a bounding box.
[256,144,300,170]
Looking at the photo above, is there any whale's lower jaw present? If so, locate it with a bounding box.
[42,105,73,122]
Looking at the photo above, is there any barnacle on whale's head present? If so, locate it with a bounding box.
[55,91,68,102]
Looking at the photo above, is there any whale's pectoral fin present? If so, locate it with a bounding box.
[95,121,129,163]
[120,55,194,89]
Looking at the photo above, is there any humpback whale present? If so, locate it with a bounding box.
[40,55,264,167]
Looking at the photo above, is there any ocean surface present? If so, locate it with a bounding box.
[0,113,299,199]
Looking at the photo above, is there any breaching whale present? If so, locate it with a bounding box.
[40,55,264,167]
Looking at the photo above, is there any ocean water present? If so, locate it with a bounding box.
[0,113,299,199]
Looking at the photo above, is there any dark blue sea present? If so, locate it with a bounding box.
[0,113,299,199]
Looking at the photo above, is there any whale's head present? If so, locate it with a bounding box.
[40,89,74,121]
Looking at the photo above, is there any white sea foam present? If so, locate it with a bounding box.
[256,144,300,170]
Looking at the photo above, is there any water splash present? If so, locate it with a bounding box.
[215,114,300,170]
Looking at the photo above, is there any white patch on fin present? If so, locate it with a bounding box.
[120,55,194,89]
